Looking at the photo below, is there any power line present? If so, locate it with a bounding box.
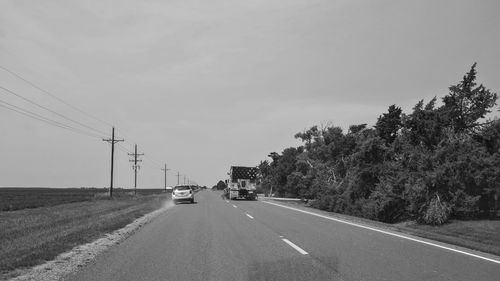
[116,143,133,154]
[117,142,161,169]
[114,128,164,168]
[0,85,108,136]
[0,99,103,139]
[0,65,114,128]
[116,143,162,170]
[1,66,184,186]
[144,154,163,168]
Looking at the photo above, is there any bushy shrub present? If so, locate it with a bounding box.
[422,194,451,225]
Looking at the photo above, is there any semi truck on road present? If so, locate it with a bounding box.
[225,166,258,200]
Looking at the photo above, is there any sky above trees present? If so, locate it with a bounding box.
[0,0,499,188]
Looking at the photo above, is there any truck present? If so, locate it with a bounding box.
[225,166,258,200]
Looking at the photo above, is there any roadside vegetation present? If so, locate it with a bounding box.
[0,193,168,279]
[398,219,500,256]
[257,63,499,225]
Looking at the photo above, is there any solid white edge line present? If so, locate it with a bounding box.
[282,238,308,255]
[246,213,254,219]
[263,201,500,264]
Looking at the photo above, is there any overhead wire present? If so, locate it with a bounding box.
[0,85,108,136]
[116,142,163,173]
[115,128,165,169]
[0,65,185,182]
[0,65,114,128]
[0,99,103,139]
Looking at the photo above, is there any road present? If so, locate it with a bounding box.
[64,190,500,281]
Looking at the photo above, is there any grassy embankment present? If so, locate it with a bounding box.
[0,190,169,279]
[267,198,500,256]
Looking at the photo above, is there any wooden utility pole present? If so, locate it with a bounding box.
[161,164,170,192]
[102,127,124,198]
[128,144,143,195]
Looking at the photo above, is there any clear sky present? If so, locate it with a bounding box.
[0,0,499,188]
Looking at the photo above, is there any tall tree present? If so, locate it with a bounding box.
[375,104,403,144]
[441,63,497,133]
[404,97,445,148]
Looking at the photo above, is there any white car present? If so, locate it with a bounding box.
[172,185,195,204]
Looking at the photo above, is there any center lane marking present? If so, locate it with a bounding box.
[246,213,254,219]
[282,239,308,255]
[232,204,237,208]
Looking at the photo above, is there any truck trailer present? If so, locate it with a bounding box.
[225,166,258,200]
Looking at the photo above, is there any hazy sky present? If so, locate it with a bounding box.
[1,0,499,188]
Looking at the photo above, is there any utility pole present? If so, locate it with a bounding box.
[102,127,124,198]
[183,175,186,185]
[128,144,143,196]
[161,164,170,192]
[176,172,180,185]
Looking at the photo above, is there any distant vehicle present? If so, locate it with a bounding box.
[172,185,195,204]
[225,166,258,200]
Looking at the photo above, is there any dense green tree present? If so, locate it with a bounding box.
[475,119,500,154]
[215,180,226,190]
[441,63,497,133]
[257,63,499,225]
[404,97,445,148]
[375,104,402,144]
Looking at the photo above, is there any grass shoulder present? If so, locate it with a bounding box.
[0,193,169,280]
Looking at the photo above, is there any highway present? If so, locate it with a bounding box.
[64,190,500,281]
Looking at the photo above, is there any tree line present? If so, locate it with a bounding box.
[257,64,499,225]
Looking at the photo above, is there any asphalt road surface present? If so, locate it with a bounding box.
[64,190,500,281]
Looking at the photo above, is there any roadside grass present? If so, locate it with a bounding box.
[0,187,168,211]
[394,220,500,256]
[263,198,500,257]
[0,193,168,279]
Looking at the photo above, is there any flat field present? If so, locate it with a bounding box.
[0,188,167,211]
[0,192,169,279]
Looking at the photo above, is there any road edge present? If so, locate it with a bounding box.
[262,200,500,264]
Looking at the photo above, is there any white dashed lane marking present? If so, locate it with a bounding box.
[263,201,500,264]
[282,239,308,255]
